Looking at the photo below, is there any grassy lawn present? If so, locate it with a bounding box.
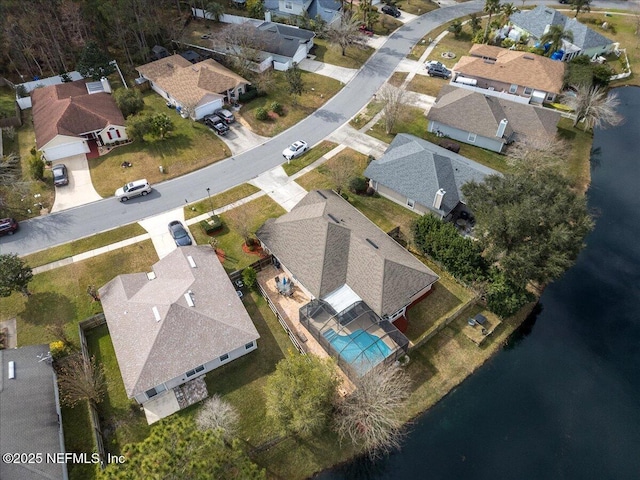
[349,100,384,129]
[22,223,147,267]
[190,196,286,272]
[282,140,338,176]
[557,117,593,192]
[240,71,342,137]
[184,183,261,219]
[89,92,228,197]
[311,38,375,69]
[405,283,465,343]
[62,403,99,480]
[0,85,16,117]
[395,0,439,16]
[388,71,409,88]
[86,324,150,454]
[407,73,449,97]
[0,241,158,347]
[295,148,370,192]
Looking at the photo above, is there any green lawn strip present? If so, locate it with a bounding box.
[557,118,594,192]
[86,324,150,454]
[0,241,158,346]
[184,183,261,219]
[295,148,370,192]
[190,196,286,272]
[240,71,342,137]
[62,402,99,480]
[282,140,338,176]
[311,38,375,69]
[0,85,16,116]
[22,223,147,267]
[349,100,384,129]
[366,106,429,144]
[89,92,227,197]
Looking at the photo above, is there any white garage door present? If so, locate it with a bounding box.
[43,141,89,161]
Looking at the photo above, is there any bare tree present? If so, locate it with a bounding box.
[333,364,412,459]
[378,85,406,134]
[327,156,354,194]
[46,318,74,349]
[214,23,269,78]
[325,12,368,56]
[563,85,623,131]
[506,135,570,171]
[226,206,254,245]
[57,354,106,408]
[0,153,22,186]
[195,394,240,440]
[251,68,276,95]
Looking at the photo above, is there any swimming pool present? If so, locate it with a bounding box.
[323,328,391,375]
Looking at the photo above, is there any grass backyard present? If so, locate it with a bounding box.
[89,92,228,197]
[295,147,370,192]
[311,38,375,69]
[184,183,261,219]
[240,71,342,137]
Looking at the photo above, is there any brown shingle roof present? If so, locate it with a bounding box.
[256,190,439,317]
[98,246,259,398]
[452,45,565,94]
[31,79,126,149]
[136,55,249,108]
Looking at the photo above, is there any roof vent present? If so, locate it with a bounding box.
[187,255,197,268]
[8,361,15,379]
[317,191,327,199]
[184,291,195,307]
[366,238,379,249]
[523,55,534,60]
[328,213,340,224]
[152,306,161,322]
[147,271,156,280]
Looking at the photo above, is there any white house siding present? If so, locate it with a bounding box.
[428,120,505,153]
[41,135,89,161]
[137,341,258,404]
[98,125,128,145]
[292,45,309,64]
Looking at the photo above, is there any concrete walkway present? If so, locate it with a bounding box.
[50,154,102,212]
[298,58,358,84]
[250,166,308,212]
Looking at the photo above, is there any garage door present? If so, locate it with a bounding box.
[43,140,90,161]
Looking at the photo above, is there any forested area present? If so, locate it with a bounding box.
[0,0,210,81]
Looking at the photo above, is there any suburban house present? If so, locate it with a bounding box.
[264,0,341,22]
[452,44,566,103]
[509,6,615,61]
[32,78,127,162]
[254,21,315,71]
[99,246,259,422]
[0,345,68,480]
[257,190,438,377]
[427,85,561,153]
[15,71,84,110]
[136,55,250,119]
[364,134,499,219]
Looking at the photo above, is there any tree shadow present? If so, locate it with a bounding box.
[503,303,542,350]
[19,291,77,328]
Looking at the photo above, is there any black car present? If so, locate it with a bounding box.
[168,220,193,246]
[210,119,230,136]
[381,4,401,17]
[52,163,69,186]
[0,217,19,236]
[427,63,451,79]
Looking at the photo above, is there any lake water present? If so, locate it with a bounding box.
[318,86,640,480]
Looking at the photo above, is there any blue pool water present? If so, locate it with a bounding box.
[324,329,391,374]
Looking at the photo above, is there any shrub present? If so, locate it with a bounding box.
[242,266,257,288]
[29,155,44,180]
[113,88,145,118]
[30,146,37,156]
[270,101,284,116]
[349,176,368,194]
[50,341,67,359]
[255,107,268,121]
[366,186,375,196]
[485,271,533,318]
[501,38,515,49]
[16,84,28,98]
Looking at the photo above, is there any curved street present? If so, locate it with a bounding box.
[1,0,630,256]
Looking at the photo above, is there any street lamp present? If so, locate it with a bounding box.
[206,188,214,215]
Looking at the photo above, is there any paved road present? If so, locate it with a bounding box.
[1,0,632,256]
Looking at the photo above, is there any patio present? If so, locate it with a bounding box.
[143,376,208,424]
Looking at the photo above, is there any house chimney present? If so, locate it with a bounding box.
[496,118,508,138]
[100,77,112,94]
[433,188,446,210]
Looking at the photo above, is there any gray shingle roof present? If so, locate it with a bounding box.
[99,246,259,398]
[428,85,560,142]
[510,6,613,51]
[0,345,66,480]
[364,134,499,217]
[256,22,315,58]
[308,0,341,22]
[256,190,438,317]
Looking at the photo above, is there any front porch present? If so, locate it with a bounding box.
[143,376,208,424]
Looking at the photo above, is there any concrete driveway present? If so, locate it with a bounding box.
[50,154,102,212]
[138,207,194,259]
[298,59,358,84]
[219,121,269,156]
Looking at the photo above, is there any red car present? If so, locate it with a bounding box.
[0,217,18,236]
[359,25,374,36]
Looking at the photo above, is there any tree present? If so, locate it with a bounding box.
[571,0,591,18]
[113,88,145,118]
[285,62,305,106]
[150,113,174,139]
[125,114,152,141]
[226,205,253,245]
[0,253,33,297]
[251,69,276,95]
[265,351,339,437]
[214,23,268,78]
[500,3,519,27]
[540,24,573,57]
[29,154,44,181]
[563,85,623,131]
[483,0,501,42]
[506,135,570,171]
[461,169,594,288]
[100,416,265,480]
[76,40,114,81]
[325,13,368,57]
[247,0,264,18]
[378,84,406,134]
[334,364,412,459]
[242,266,257,288]
[0,153,21,186]
[195,394,240,440]
[449,19,463,38]
[358,0,379,30]
[468,13,482,35]
[57,354,106,408]
[204,1,225,23]
[327,155,355,194]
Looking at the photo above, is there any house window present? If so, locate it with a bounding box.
[116,130,121,138]
[220,353,229,362]
[546,93,554,101]
[107,131,112,140]
[509,84,518,94]
[245,342,254,349]
[468,132,477,143]
[145,384,166,399]
[186,365,205,377]
[523,87,533,95]
[406,198,415,209]
[285,1,292,8]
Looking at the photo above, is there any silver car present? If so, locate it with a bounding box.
[115,179,151,202]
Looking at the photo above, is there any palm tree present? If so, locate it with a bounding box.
[540,25,573,57]
[500,3,519,27]
[204,1,225,23]
[483,0,501,43]
[571,0,592,18]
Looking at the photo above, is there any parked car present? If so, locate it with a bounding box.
[214,108,235,124]
[282,140,308,161]
[359,25,374,36]
[205,116,230,135]
[427,63,451,79]
[381,4,401,17]
[425,60,445,69]
[0,217,19,236]
[168,220,193,246]
[115,179,152,202]
[52,163,69,187]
